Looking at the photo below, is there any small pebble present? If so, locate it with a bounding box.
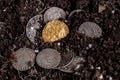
[96,66,101,70]
[35,49,39,53]
[36,8,39,12]
[109,76,113,80]
[13,44,17,49]
[88,44,92,48]
[111,10,115,14]
[90,65,94,69]
[57,42,61,46]
[99,74,103,80]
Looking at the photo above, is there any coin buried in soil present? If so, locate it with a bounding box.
[57,51,74,68]
[78,22,102,38]
[58,56,85,73]
[44,7,66,23]
[12,48,35,71]
[36,48,61,69]
[26,14,43,44]
[42,20,69,42]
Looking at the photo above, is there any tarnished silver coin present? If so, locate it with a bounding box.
[57,51,74,68]
[36,48,61,69]
[44,7,66,23]
[58,56,85,73]
[78,22,102,38]
[12,47,35,71]
[26,14,43,43]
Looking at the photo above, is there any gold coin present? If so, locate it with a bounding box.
[42,20,69,42]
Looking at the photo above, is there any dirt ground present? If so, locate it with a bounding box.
[0,0,120,80]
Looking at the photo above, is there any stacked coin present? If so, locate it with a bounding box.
[57,51,74,68]
[58,56,85,73]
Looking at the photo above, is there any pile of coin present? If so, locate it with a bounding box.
[11,6,103,73]
[26,7,69,44]
[11,47,84,73]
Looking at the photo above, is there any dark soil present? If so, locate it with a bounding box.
[0,0,120,80]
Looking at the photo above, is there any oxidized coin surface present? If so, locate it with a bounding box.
[58,56,85,73]
[12,48,35,71]
[42,20,69,42]
[57,51,74,68]
[44,7,66,23]
[78,22,102,38]
[26,14,43,43]
[36,48,61,69]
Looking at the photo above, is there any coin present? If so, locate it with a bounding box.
[44,7,66,23]
[42,20,69,42]
[58,56,85,73]
[57,51,74,68]
[12,48,35,71]
[78,22,102,38]
[26,14,43,43]
[36,48,61,69]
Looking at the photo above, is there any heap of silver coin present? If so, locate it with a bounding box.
[11,47,84,73]
[26,7,67,44]
[11,7,103,73]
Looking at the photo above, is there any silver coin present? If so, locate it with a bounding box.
[57,51,74,68]
[26,14,43,44]
[58,56,85,73]
[44,7,66,23]
[78,22,102,38]
[36,48,61,69]
[12,47,35,71]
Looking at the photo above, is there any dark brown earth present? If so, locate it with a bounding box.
[0,0,120,80]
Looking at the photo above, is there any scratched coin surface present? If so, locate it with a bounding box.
[36,48,61,69]
[42,20,69,42]
[12,48,35,71]
[58,56,85,73]
[44,7,66,23]
[78,22,102,38]
[26,14,43,43]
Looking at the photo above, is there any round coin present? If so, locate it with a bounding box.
[36,48,61,69]
[26,14,43,43]
[12,48,35,71]
[78,22,102,38]
[42,20,69,42]
[44,7,66,23]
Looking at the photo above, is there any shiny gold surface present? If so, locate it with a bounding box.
[42,20,69,42]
